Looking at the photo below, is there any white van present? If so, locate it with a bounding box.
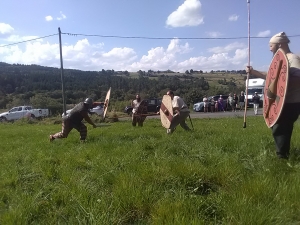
[245,78,265,107]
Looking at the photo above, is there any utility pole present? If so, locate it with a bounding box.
[58,27,67,115]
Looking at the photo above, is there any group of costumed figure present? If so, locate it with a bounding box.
[49,32,300,161]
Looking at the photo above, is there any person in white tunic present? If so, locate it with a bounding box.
[131,94,145,126]
[166,90,191,134]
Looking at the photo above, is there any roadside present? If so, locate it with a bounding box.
[189,109,261,119]
[129,108,262,120]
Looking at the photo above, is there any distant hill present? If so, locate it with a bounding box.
[0,62,247,112]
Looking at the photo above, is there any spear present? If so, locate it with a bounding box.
[243,0,250,128]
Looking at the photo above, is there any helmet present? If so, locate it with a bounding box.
[84,98,93,108]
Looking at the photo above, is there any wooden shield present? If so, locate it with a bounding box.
[160,95,173,129]
[136,100,148,115]
[103,87,111,120]
[263,49,289,128]
[133,100,148,122]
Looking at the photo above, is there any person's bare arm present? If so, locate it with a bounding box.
[246,66,267,79]
[82,111,97,128]
[93,100,109,109]
[173,107,180,115]
[92,102,104,107]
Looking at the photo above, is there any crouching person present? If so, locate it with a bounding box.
[50,98,97,142]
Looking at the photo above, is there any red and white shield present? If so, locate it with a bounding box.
[263,49,289,128]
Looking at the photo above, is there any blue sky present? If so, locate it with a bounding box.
[0,0,299,72]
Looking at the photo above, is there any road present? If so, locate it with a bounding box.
[189,109,261,119]
[121,109,262,120]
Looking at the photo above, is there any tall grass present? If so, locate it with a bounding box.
[0,116,300,224]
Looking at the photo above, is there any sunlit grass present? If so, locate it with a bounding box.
[0,116,300,224]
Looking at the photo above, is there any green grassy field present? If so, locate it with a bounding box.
[1,116,300,224]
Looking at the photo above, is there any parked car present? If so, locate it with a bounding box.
[124,98,161,115]
[63,103,105,117]
[193,95,229,112]
[0,106,49,122]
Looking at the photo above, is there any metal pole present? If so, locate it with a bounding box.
[243,0,250,128]
[58,27,67,115]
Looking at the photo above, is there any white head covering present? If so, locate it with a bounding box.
[269,32,290,44]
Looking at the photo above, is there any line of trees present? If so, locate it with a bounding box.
[0,62,244,114]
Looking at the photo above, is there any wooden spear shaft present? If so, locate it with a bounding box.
[243,0,251,128]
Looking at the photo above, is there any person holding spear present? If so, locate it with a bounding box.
[246,32,300,159]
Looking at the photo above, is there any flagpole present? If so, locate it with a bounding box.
[243,0,250,128]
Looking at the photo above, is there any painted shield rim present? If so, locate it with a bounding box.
[263,48,289,128]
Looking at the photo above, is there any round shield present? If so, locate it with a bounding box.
[133,100,148,122]
[263,49,289,128]
[103,87,111,121]
[136,100,148,115]
[160,95,173,129]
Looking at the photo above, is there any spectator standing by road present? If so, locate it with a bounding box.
[252,92,260,115]
[227,93,234,111]
[218,95,225,112]
[233,94,238,112]
[210,97,215,112]
[203,95,208,113]
[215,101,219,112]
[238,91,245,111]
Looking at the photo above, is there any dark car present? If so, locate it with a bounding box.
[124,98,162,115]
[193,95,229,112]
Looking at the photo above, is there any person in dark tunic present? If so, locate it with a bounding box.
[50,98,99,142]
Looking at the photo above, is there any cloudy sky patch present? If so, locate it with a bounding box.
[166,0,204,27]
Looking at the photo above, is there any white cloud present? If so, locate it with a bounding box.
[45,16,53,21]
[4,35,40,42]
[228,14,239,21]
[166,0,204,27]
[231,48,248,64]
[45,12,66,22]
[0,36,248,72]
[208,42,246,54]
[176,42,247,71]
[167,38,192,54]
[0,23,14,34]
[103,47,136,59]
[206,31,222,38]
[177,47,247,71]
[126,39,192,71]
[57,11,67,21]
[257,30,271,37]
